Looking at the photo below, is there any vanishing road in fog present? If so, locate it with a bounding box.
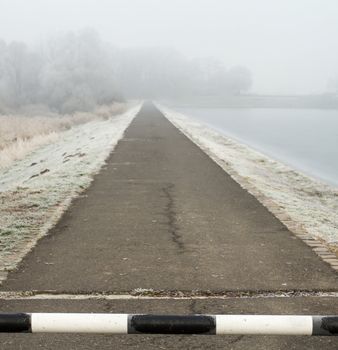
[0,103,337,349]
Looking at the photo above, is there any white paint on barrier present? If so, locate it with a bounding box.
[216,315,313,335]
[31,313,128,334]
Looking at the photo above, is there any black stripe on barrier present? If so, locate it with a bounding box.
[128,315,216,334]
[312,316,338,336]
[0,313,31,333]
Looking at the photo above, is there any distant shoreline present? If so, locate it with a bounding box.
[163,94,338,109]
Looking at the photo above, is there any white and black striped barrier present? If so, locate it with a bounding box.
[0,314,337,336]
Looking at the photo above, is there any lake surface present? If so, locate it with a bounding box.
[174,107,338,187]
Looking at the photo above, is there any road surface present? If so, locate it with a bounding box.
[0,102,337,349]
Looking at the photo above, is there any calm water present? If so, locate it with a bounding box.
[175,107,338,187]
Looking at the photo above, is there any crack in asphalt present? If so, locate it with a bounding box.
[162,183,184,251]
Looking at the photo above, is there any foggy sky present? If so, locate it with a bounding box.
[1,0,337,95]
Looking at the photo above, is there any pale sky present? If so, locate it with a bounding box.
[1,0,337,94]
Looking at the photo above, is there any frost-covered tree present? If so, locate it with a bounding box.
[0,41,42,110]
[39,29,119,113]
[0,30,121,113]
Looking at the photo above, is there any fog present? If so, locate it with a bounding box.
[1,0,338,112]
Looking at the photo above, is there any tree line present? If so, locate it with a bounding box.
[0,29,252,114]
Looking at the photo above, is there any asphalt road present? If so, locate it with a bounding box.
[0,102,337,349]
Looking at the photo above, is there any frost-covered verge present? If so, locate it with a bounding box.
[0,103,126,169]
[0,103,141,282]
[159,105,338,254]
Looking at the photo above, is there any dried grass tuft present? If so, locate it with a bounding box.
[0,103,127,168]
